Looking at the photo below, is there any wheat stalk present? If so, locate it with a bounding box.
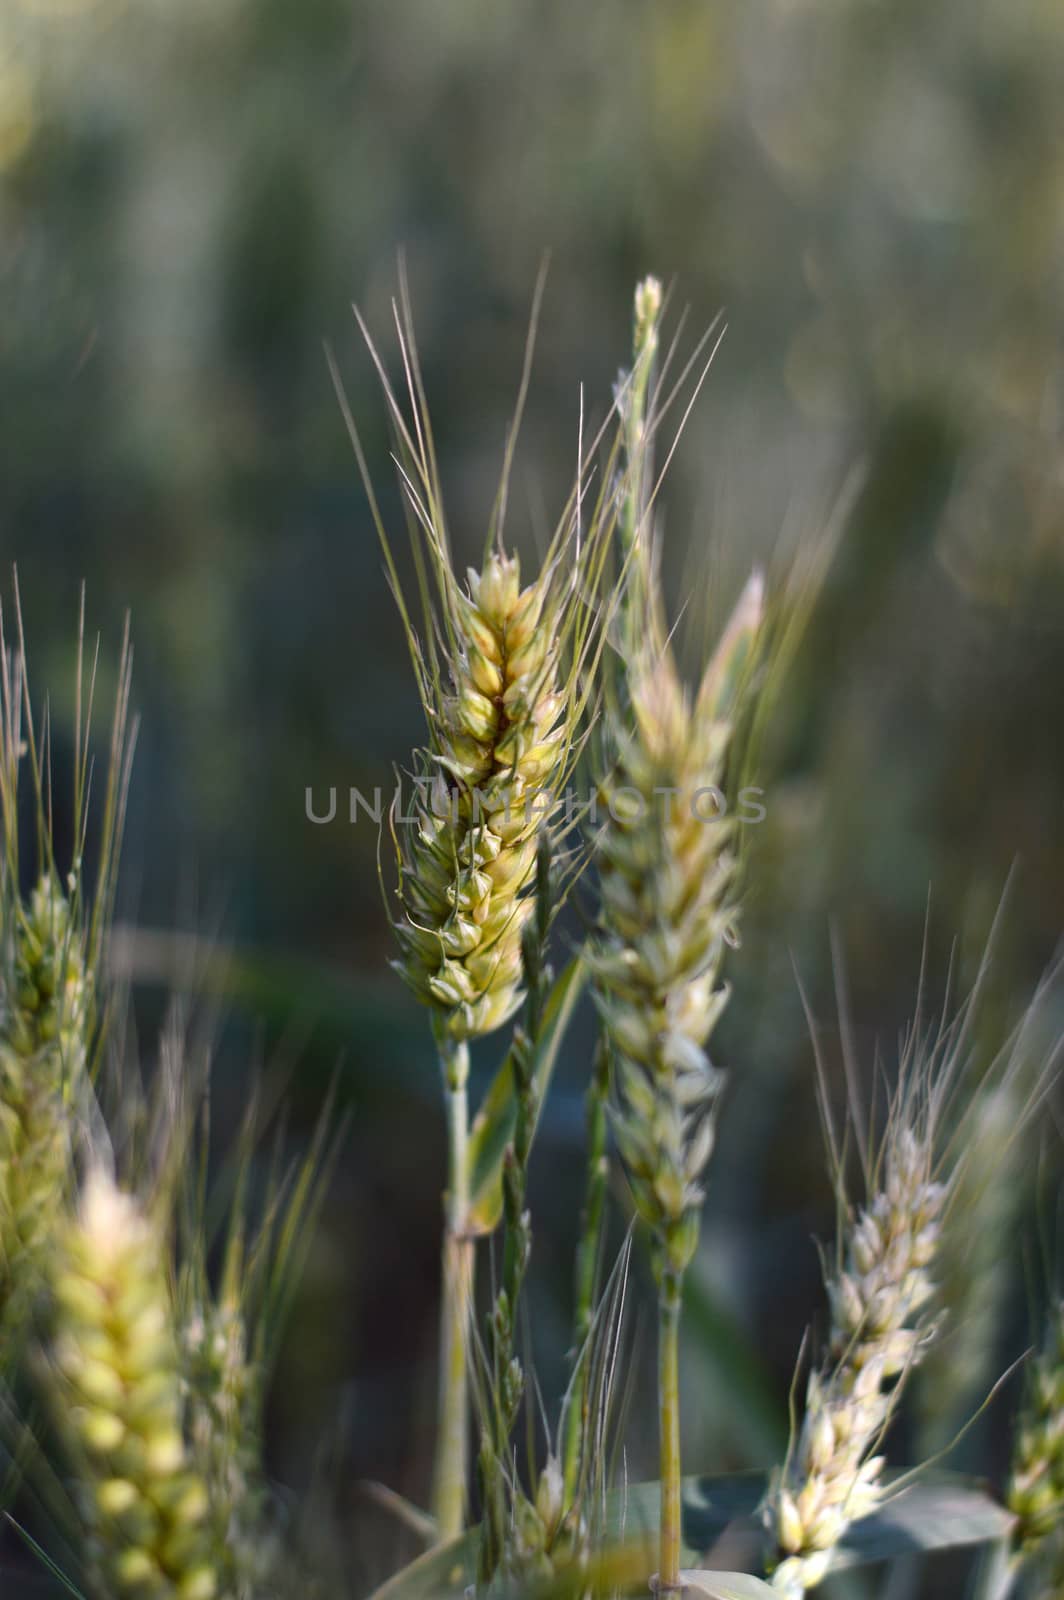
[561,1034,610,1508]
[477,834,554,1588]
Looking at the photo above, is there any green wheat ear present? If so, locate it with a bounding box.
[49,1166,217,1600]
[334,268,619,1051]
[390,543,574,1043]
[175,1069,343,1599]
[593,564,764,1281]
[0,874,91,1337]
[0,583,135,1353]
[1008,1299,1064,1578]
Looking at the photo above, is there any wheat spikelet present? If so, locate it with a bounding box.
[1008,1300,1064,1572]
[769,1123,946,1596]
[49,1167,218,1600]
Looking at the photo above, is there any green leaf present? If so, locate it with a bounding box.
[605,1475,767,1564]
[466,954,587,1235]
[681,1573,778,1600]
[2,1515,88,1599]
[829,1480,1015,1570]
[603,1474,1012,1574]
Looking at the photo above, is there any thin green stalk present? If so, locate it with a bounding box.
[478,839,551,1588]
[658,1268,683,1594]
[562,1037,610,1505]
[433,1038,472,1542]
[494,838,549,1447]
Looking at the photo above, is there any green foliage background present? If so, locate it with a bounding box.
[2,0,1063,1588]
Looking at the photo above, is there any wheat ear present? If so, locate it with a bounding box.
[335,268,620,1540]
[1007,1299,1064,1585]
[591,279,764,1591]
[0,594,134,1353]
[0,875,91,1340]
[49,1167,218,1600]
[769,948,1063,1596]
[769,1123,946,1596]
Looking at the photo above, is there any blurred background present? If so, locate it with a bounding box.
[2,0,1063,1591]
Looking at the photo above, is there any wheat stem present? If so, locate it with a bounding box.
[433,1039,473,1540]
[477,839,556,1587]
[562,1037,610,1506]
[658,1268,684,1594]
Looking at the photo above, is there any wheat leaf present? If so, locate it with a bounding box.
[466,954,586,1234]
[2,1515,87,1599]
[827,1481,1015,1570]
[680,1574,777,1599]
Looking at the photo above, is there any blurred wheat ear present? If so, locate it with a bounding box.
[767,939,1064,1597]
[0,580,135,1361]
[1006,1297,1064,1592]
[47,1166,218,1600]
